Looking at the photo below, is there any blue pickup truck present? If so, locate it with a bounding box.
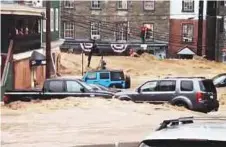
[82,69,131,89]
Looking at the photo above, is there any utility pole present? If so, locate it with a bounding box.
[215,2,220,62]
[81,50,84,76]
[46,1,51,79]
[197,0,204,56]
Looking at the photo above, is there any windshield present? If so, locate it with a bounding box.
[213,76,226,85]
[79,81,94,91]
[111,71,124,81]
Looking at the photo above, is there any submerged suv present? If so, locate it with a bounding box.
[114,77,219,112]
[82,69,131,89]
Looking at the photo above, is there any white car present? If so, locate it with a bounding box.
[139,116,226,147]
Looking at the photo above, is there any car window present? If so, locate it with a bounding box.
[140,81,158,92]
[86,72,97,80]
[48,80,64,92]
[180,80,193,91]
[213,75,226,85]
[158,80,176,91]
[66,81,83,92]
[199,80,217,93]
[111,71,124,81]
[100,72,110,79]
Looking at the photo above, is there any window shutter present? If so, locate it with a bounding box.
[182,0,184,11]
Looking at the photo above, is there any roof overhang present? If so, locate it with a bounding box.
[0,3,45,16]
[177,47,196,55]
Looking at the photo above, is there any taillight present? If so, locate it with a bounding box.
[196,92,203,102]
[3,95,9,104]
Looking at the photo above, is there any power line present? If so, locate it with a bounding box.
[61,10,201,41]
[63,15,207,47]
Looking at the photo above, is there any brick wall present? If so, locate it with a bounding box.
[168,19,207,57]
[61,1,169,42]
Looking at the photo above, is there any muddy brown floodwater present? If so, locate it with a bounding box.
[1,98,208,147]
[1,53,226,147]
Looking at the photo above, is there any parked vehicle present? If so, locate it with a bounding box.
[113,77,219,112]
[3,77,114,104]
[139,116,226,147]
[212,73,226,88]
[82,69,131,89]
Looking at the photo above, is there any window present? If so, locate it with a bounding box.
[199,80,217,93]
[111,71,124,81]
[223,52,226,63]
[43,16,46,32]
[64,22,74,38]
[91,22,100,39]
[100,73,110,79]
[116,22,128,41]
[64,0,74,8]
[220,1,225,6]
[143,23,154,39]
[144,0,155,11]
[182,0,194,12]
[50,8,54,32]
[140,81,158,92]
[91,0,101,9]
[55,8,59,31]
[86,72,97,80]
[182,24,194,43]
[48,81,64,92]
[224,16,226,32]
[158,80,176,91]
[38,20,41,33]
[219,17,224,33]
[117,0,127,10]
[66,81,83,92]
[181,80,193,91]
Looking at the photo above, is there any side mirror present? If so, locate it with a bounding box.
[137,88,141,93]
[80,87,85,93]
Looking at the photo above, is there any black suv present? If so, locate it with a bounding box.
[113,77,219,113]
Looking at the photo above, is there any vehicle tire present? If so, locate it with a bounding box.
[125,75,131,89]
[173,101,189,109]
[119,97,131,101]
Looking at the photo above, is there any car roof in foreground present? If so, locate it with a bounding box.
[144,117,226,142]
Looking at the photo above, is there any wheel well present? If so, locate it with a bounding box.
[173,100,189,109]
[119,96,132,101]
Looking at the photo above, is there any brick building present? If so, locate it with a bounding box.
[168,0,208,58]
[218,1,226,63]
[60,0,170,58]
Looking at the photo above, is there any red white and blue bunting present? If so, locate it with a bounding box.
[80,43,93,52]
[110,44,128,53]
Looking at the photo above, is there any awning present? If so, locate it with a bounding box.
[30,51,46,66]
[0,3,45,16]
[177,47,196,55]
[30,51,45,61]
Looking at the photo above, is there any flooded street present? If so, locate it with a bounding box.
[1,98,206,147]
